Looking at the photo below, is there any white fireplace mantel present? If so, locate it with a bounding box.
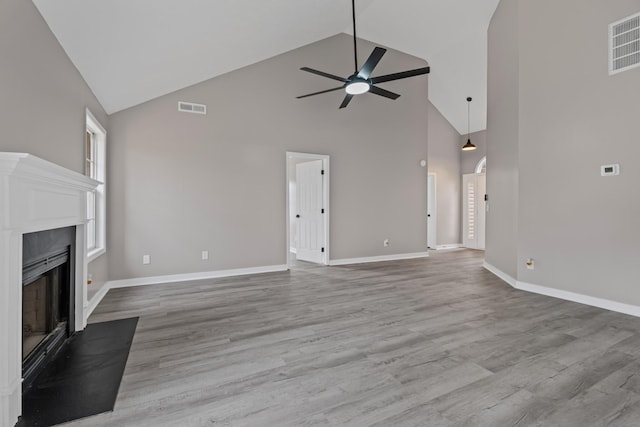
[0,153,99,427]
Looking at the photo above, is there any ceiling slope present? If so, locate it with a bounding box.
[32,0,497,133]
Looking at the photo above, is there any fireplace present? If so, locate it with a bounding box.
[1,153,99,427]
[21,227,76,389]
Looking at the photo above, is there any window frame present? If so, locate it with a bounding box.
[85,108,107,262]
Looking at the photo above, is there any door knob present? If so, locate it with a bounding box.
[296,214,300,218]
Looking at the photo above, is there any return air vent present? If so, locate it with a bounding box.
[178,101,207,115]
[609,12,640,75]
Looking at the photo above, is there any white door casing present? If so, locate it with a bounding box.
[462,173,486,250]
[427,174,437,248]
[295,159,325,263]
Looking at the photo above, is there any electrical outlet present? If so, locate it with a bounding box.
[383,239,390,247]
[143,255,150,265]
[525,258,534,270]
[202,250,209,260]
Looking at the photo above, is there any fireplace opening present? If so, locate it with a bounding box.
[22,227,76,390]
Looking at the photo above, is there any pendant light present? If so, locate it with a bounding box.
[462,97,477,151]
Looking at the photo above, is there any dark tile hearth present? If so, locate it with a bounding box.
[19,318,138,427]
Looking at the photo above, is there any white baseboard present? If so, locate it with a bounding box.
[107,264,289,289]
[483,261,640,318]
[482,261,517,287]
[515,280,640,318]
[329,252,429,266]
[86,283,110,318]
[434,244,463,250]
[84,264,289,317]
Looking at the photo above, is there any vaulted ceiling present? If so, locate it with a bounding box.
[33,0,499,134]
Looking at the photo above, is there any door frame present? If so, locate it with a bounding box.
[427,173,437,249]
[462,172,486,250]
[286,152,330,266]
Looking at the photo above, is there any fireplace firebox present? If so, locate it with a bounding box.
[21,227,76,389]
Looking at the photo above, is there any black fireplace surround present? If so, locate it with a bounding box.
[22,226,76,389]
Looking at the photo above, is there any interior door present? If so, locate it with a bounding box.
[462,173,486,250]
[427,174,437,248]
[296,160,325,263]
[477,173,486,250]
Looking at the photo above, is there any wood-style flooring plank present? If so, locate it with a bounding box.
[62,249,640,426]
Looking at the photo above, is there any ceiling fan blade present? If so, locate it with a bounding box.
[370,66,430,84]
[297,87,345,99]
[369,85,401,100]
[300,67,348,83]
[357,47,387,79]
[339,94,354,109]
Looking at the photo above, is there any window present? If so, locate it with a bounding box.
[85,109,106,261]
[475,156,487,174]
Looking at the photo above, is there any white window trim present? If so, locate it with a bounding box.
[475,156,487,174]
[86,108,107,262]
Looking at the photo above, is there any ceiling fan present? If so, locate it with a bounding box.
[297,0,430,109]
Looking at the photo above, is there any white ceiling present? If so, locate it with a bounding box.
[32,0,498,134]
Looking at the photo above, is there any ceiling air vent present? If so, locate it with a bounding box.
[609,12,640,75]
[178,101,207,115]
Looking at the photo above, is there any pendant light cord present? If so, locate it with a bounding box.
[352,0,359,72]
[466,97,473,140]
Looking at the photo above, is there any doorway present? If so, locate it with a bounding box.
[286,152,330,266]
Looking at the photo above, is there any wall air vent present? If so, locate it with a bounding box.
[609,12,640,75]
[178,101,207,115]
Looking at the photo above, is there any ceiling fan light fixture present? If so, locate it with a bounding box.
[296,0,430,108]
[345,81,370,95]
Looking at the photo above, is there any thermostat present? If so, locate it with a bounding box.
[601,164,620,176]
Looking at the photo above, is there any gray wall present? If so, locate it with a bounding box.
[427,103,462,246]
[108,34,430,279]
[461,130,487,175]
[488,0,640,304]
[0,0,109,294]
[486,0,520,279]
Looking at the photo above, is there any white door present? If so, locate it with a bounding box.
[296,160,325,263]
[427,174,437,248]
[477,173,486,250]
[462,173,486,250]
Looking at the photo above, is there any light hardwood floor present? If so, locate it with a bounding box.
[65,250,640,426]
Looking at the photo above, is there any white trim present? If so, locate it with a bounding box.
[85,108,106,136]
[86,283,110,318]
[329,252,429,266]
[475,156,487,174]
[106,264,289,289]
[483,262,640,318]
[0,152,99,193]
[0,377,21,397]
[286,152,330,266]
[482,261,517,287]
[427,173,437,249]
[515,280,640,318]
[435,244,463,250]
[85,109,107,258]
[0,153,99,426]
[289,247,297,254]
[87,247,106,263]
